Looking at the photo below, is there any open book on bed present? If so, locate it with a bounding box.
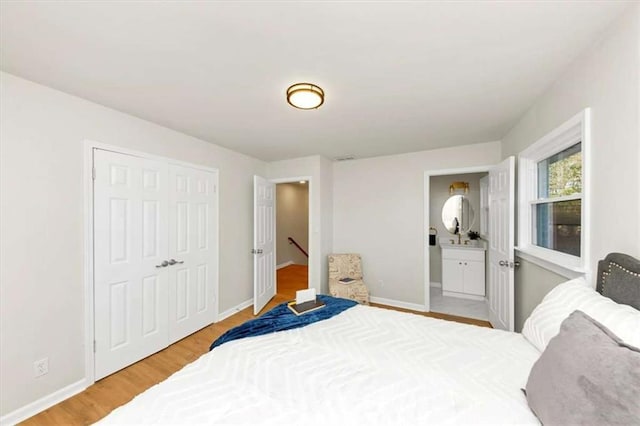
[287,299,326,315]
[287,288,327,315]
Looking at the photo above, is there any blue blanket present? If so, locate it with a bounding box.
[210,295,357,350]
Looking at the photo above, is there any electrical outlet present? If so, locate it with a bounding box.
[34,358,48,377]
[378,279,384,287]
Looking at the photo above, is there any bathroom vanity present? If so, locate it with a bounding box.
[439,191,486,300]
[441,243,486,299]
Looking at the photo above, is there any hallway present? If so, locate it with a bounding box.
[276,264,308,299]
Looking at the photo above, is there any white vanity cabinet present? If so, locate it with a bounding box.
[442,247,485,298]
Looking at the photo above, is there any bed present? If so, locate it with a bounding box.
[99,253,640,425]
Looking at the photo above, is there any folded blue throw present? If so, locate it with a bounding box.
[210,295,357,350]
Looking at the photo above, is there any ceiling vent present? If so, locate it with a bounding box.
[333,155,356,162]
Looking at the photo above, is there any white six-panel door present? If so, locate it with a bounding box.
[168,164,218,342]
[253,176,276,315]
[94,150,169,379]
[94,149,218,379]
[488,156,515,331]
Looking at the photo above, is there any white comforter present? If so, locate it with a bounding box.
[99,305,541,425]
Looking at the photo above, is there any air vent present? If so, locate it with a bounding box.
[333,155,355,162]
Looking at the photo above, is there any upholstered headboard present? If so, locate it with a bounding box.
[596,253,640,310]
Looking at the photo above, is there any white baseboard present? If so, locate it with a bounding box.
[276,261,294,270]
[370,296,426,312]
[0,378,89,426]
[218,298,253,321]
[430,281,441,288]
[442,290,485,301]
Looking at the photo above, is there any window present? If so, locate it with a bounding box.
[534,143,582,256]
[518,109,589,275]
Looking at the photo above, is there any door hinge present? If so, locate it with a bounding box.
[92,167,96,181]
[93,340,96,353]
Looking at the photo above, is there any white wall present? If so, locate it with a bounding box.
[332,141,501,306]
[319,155,334,291]
[0,72,266,417]
[501,4,640,330]
[429,173,486,283]
[266,155,333,294]
[276,183,309,266]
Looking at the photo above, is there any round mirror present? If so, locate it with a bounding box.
[441,195,475,235]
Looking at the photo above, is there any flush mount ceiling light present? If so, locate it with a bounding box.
[286,83,324,110]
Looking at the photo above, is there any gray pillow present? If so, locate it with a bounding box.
[524,310,640,426]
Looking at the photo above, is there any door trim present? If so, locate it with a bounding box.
[83,140,219,386]
[423,165,493,312]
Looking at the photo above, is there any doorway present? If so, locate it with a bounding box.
[275,181,309,299]
[424,158,516,331]
[428,172,489,321]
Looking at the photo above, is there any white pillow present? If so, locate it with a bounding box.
[522,277,640,352]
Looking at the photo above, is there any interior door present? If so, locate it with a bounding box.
[94,149,169,379]
[488,156,515,331]
[168,164,219,342]
[253,176,276,315]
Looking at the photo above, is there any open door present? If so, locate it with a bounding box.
[488,156,515,331]
[253,176,276,315]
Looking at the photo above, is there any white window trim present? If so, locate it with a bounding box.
[516,109,591,278]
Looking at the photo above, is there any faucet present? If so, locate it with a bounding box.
[457,232,462,245]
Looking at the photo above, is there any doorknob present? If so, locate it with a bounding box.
[499,260,507,267]
[156,260,169,268]
[168,259,184,265]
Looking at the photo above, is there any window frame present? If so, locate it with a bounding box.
[517,109,590,277]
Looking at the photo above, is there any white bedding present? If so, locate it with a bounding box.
[99,305,541,425]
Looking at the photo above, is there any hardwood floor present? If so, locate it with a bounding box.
[21,265,489,425]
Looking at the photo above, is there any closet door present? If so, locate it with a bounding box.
[94,149,169,380]
[168,164,218,343]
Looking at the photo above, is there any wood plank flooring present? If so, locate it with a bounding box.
[21,264,489,425]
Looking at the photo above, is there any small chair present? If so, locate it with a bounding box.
[328,253,370,305]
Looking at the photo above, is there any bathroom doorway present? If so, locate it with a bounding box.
[426,170,489,320]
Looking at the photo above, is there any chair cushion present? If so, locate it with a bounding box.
[328,254,363,280]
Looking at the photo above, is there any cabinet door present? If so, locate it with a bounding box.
[463,260,485,296]
[442,259,464,293]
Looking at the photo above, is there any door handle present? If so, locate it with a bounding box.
[168,259,184,265]
[252,249,264,255]
[156,260,169,268]
[499,260,507,267]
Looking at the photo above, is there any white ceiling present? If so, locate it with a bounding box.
[0,1,630,161]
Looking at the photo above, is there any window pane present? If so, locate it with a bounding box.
[537,143,582,198]
[534,199,581,256]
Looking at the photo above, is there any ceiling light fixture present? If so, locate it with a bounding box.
[449,181,470,195]
[286,83,324,110]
